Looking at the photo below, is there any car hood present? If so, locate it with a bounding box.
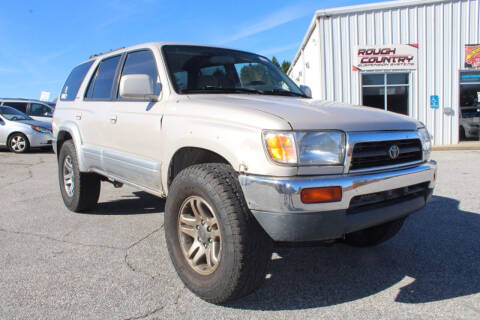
[186,94,418,132]
[17,119,52,130]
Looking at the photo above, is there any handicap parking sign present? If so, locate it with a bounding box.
[430,95,439,109]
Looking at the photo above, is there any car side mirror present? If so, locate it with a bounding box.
[119,74,159,101]
[300,85,312,98]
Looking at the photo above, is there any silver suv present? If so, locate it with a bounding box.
[53,42,437,303]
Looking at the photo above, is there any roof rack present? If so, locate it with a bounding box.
[89,47,125,59]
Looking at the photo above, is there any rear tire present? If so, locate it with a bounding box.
[58,140,101,212]
[165,163,272,304]
[343,217,406,247]
[8,133,30,153]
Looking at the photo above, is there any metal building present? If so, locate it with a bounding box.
[288,0,480,145]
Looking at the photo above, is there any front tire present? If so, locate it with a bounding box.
[343,217,406,247]
[8,133,30,153]
[58,140,101,212]
[165,163,272,304]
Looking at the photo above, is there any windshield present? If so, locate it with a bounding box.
[162,45,306,98]
[0,106,32,121]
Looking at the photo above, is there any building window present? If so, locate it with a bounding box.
[361,73,409,115]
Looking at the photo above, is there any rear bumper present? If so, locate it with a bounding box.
[239,161,437,242]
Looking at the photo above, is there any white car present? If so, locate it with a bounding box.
[53,42,437,303]
[0,98,54,123]
[0,105,53,153]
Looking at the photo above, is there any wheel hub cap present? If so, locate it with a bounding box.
[11,136,25,152]
[63,155,74,197]
[177,196,222,275]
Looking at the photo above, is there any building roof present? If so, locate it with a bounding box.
[288,0,453,74]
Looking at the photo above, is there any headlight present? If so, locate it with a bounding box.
[31,125,51,134]
[263,132,297,164]
[263,131,346,165]
[418,126,432,160]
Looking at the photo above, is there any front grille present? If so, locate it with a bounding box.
[350,139,422,171]
[347,182,429,214]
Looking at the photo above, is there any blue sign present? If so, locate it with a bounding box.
[430,95,439,109]
[461,72,480,83]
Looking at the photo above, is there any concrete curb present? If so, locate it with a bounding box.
[433,142,480,151]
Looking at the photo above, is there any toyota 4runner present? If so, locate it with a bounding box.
[53,42,437,303]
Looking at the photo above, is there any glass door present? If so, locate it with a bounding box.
[459,72,480,141]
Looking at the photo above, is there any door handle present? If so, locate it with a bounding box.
[109,115,118,124]
[74,112,82,120]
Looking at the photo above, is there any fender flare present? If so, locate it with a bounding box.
[56,122,88,171]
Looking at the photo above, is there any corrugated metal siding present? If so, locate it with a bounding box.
[289,0,480,145]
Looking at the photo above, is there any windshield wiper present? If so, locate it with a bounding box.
[262,89,307,98]
[180,87,264,95]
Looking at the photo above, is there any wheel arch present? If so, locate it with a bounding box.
[7,131,29,142]
[167,147,232,189]
[55,122,87,171]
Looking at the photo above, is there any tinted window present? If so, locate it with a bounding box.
[86,55,121,100]
[362,73,409,115]
[60,61,94,101]
[4,102,27,113]
[30,103,52,117]
[362,74,384,85]
[119,50,160,98]
[387,73,409,84]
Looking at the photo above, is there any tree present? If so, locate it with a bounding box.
[281,61,291,74]
[271,56,292,74]
[271,56,280,68]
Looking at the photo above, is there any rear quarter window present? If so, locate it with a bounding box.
[60,61,94,101]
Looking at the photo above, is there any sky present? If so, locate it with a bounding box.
[0,0,388,101]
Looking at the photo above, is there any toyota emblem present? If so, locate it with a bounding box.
[388,144,400,160]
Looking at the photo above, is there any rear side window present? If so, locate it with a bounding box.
[118,50,160,99]
[60,61,94,101]
[4,102,27,113]
[86,55,121,100]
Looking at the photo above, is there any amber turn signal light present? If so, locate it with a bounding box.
[300,186,342,203]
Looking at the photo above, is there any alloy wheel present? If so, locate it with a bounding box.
[10,135,26,152]
[63,155,75,197]
[177,196,222,275]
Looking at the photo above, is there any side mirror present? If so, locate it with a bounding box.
[300,85,312,98]
[119,74,158,101]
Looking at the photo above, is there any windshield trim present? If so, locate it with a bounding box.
[161,44,307,98]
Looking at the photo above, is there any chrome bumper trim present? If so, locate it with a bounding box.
[239,160,437,214]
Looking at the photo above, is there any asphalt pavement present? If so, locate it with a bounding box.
[1,149,479,319]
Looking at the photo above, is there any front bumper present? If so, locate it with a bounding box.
[239,161,437,242]
[27,131,54,148]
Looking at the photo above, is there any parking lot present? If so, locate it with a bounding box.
[1,149,479,319]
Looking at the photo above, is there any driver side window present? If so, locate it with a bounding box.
[30,103,52,117]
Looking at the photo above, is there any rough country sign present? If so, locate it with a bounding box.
[353,44,418,71]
